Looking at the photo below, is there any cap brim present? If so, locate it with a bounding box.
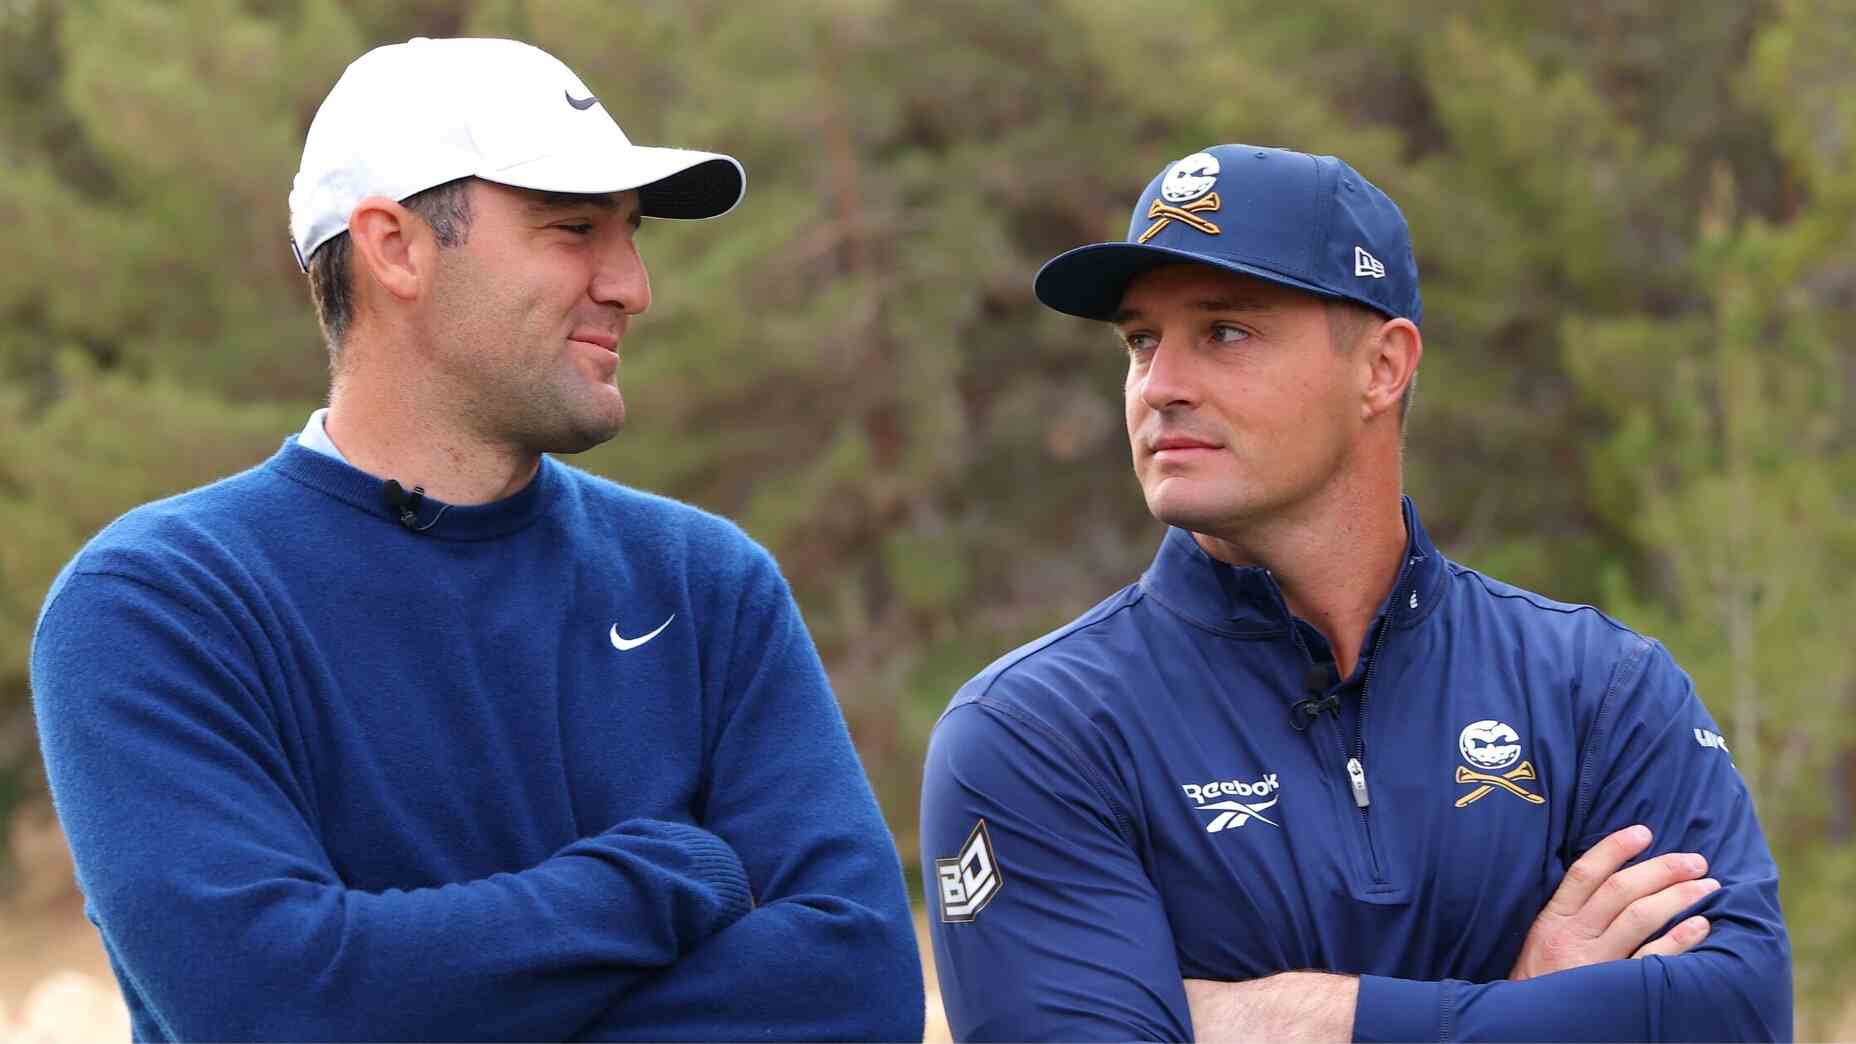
[1034,242,1348,320]
[485,145,745,219]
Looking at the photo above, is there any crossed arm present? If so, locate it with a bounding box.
[34,558,921,1041]
[1182,825,1720,1041]
[567,550,924,1040]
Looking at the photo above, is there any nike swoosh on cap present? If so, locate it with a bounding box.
[565,90,598,110]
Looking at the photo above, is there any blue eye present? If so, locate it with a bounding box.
[1211,323,1250,343]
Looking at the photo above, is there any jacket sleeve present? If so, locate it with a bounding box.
[571,544,923,1042]
[1354,639,1791,1042]
[32,570,754,1043]
[921,698,1194,1042]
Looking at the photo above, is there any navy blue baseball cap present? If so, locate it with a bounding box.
[1035,144,1421,325]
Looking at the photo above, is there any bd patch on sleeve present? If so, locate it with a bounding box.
[936,820,1002,923]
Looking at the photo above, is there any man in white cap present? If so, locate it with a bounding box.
[32,38,922,1041]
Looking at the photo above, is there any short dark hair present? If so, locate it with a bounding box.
[305,177,476,358]
[1325,298,1416,423]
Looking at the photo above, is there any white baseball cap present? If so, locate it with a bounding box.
[288,37,745,270]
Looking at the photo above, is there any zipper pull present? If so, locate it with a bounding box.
[1346,757,1371,808]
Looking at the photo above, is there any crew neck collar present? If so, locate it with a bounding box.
[268,436,555,542]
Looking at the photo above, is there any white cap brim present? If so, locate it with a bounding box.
[486,145,745,220]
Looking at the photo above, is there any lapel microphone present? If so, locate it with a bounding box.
[381,480,448,533]
[1289,662,1342,732]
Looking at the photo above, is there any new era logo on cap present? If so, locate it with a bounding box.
[1354,246,1385,278]
[1032,144,1422,326]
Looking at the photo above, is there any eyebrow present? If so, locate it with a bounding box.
[1109,296,1278,324]
[524,190,621,213]
[523,190,643,226]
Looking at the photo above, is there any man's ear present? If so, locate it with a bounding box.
[346,196,431,306]
[1361,317,1421,421]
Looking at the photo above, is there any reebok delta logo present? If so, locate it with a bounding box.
[1181,773,1281,832]
[936,820,1002,923]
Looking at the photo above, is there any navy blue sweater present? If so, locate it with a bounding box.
[922,500,1788,1041]
[32,438,923,1041]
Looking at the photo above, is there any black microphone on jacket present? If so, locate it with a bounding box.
[1289,662,1341,732]
[381,480,424,531]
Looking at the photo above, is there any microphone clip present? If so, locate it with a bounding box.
[1289,692,1341,732]
[382,480,426,531]
[1289,662,1341,732]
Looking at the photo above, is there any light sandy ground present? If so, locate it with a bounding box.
[918,910,951,1043]
[0,803,127,1043]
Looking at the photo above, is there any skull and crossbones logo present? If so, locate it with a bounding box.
[1139,151,1223,244]
[1455,719,1545,808]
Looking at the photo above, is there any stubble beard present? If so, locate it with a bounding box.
[495,358,626,456]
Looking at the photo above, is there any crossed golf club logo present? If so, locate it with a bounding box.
[1455,719,1546,808]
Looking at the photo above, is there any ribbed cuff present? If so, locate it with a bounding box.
[1354,975,1456,1042]
[632,819,753,926]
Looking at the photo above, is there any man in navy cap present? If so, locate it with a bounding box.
[919,145,1789,1041]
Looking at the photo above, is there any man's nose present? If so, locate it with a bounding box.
[1138,337,1198,410]
[591,238,652,315]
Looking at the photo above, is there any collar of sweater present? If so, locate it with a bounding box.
[270,436,556,542]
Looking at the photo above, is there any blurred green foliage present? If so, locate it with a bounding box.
[1,0,1851,1029]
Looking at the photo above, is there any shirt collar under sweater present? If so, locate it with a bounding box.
[1136,495,1447,641]
[298,408,348,464]
[271,435,554,542]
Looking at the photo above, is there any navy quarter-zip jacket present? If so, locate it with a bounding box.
[921,499,1789,1041]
